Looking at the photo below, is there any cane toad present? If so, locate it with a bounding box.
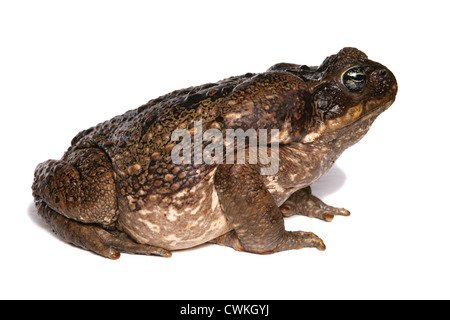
[32,47,397,259]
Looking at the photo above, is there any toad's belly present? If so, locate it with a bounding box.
[118,183,231,250]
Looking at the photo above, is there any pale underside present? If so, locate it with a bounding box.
[117,141,341,250]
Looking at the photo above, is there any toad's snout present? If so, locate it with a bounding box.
[370,66,397,98]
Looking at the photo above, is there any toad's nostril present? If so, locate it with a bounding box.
[379,69,388,77]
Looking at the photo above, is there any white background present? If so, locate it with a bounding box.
[1,0,449,300]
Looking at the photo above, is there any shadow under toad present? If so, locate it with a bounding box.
[310,165,347,199]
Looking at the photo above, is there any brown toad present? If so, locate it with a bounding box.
[32,47,397,259]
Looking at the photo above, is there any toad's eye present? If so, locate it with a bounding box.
[341,66,366,92]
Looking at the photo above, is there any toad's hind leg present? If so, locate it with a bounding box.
[32,148,171,259]
[34,199,171,259]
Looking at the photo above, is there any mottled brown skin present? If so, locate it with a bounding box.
[32,48,397,259]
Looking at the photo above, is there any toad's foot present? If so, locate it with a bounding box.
[280,186,350,222]
[35,199,172,259]
[210,229,326,253]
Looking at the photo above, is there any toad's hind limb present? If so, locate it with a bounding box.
[32,148,171,259]
[34,199,171,259]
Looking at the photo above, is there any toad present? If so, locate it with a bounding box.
[32,47,397,259]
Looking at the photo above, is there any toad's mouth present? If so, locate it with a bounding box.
[326,97,395,131]
[358,98,395,123]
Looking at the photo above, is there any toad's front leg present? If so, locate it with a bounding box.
[280,186,350,222]
[213,164,325,254]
